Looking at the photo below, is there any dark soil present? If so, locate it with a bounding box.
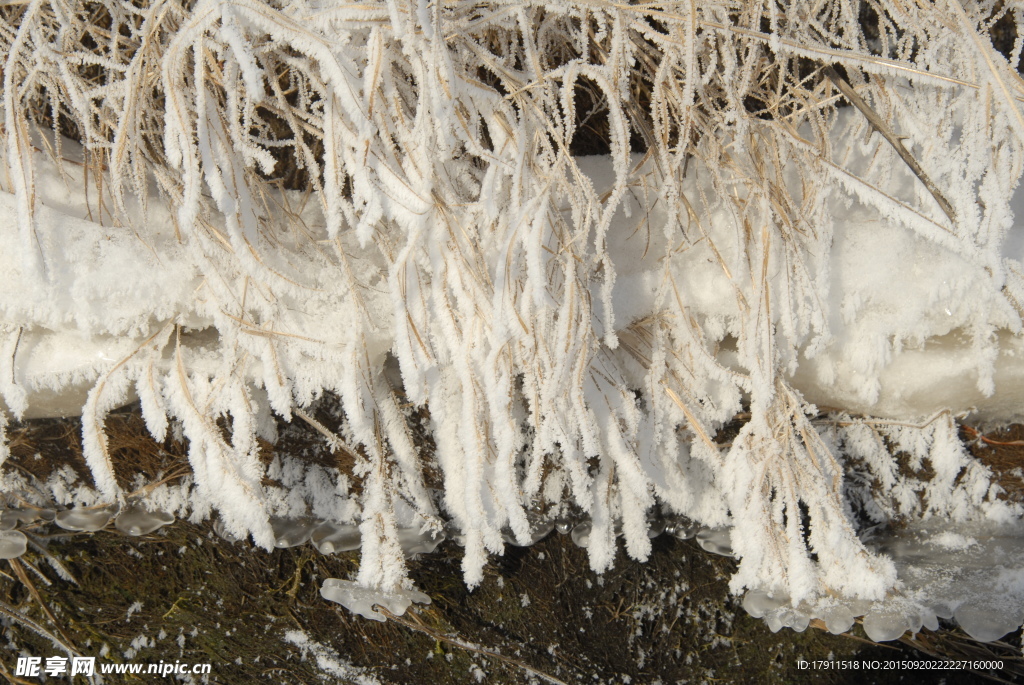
[2,515,1020,685]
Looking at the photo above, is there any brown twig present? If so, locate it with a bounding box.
[823,65,956,225]
[7,559,80,652]
[962,425,1024,447]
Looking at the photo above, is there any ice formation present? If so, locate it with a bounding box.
[320,579,431,623]
[397,527,446,557]
[0,504,53,530]
[54,505,116,532]
[570,523,592,549]
[862,610,913,642]
[570,515,679,548]
[311,522,362,554]
[871,520,1024,643]
[664,520,700,541]
[114,503,175,536]
[742,590,792,620]
[817,604,857,636]
[213,516,242,543]
[501,515,555,547]
[0,0,1022,622]
[695,529,734,558]
[645,516,666,539]
[0,530,27,559]
[270,517,316,549]
[741,519,1024,643]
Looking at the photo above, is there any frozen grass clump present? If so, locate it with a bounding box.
[1,0,1023,609]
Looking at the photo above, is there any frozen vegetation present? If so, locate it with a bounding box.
[1,0,1023,642]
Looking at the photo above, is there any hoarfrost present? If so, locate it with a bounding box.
[0,0,1023,610]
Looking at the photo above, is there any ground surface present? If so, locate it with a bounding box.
[2,516,1022,684]
[1,409,1023,685]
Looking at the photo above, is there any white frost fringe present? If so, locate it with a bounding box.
[1,0,1023,604]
